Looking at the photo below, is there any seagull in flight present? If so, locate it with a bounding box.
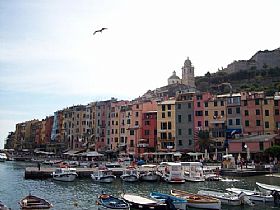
[93,27,108,35]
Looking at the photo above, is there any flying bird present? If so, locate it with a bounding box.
[93,27,108,35]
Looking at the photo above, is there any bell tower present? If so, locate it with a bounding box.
[181,57,195,87]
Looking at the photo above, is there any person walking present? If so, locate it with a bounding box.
[37,162,41,171]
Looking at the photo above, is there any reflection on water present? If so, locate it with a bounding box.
[1,161,280,209]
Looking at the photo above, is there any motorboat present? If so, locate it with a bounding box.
[256,182,280,194]
[160,162,185,183]
[226,187,274,203]
[0,201,10,210]
[197,189,245,206]
[0,153,7,162]
[52,168,78,182]
[150,192,187,210]
[139,164,161,182]
[121,193,169,210]
[19,194,53,209]
[96,193,130,210]
[91,166,116,183]
[170,189,221,209]
[181,162,205,182]
[120,166,139,182]
[105,162,122,168]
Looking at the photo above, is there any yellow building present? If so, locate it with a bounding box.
[157,100,176,152]
[263,96,275,134]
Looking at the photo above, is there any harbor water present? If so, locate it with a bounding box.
[1,161,280,210]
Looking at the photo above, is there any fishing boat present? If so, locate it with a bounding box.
[120,166,139,182]
[96,193,130,210]
[256,182,280,194]
[226,187,274,202]
[181,162,205,182]
[19,194,53,209]
[52,167,78,182]
[160,162,185,183]
[121,193,169,210]
[197,189,245,206]
[170,189,221,209]
[91,166,116,183]
[150,192,187,210]
[0,153,7,162]
[139,165,161,182]
[0,201,10,210]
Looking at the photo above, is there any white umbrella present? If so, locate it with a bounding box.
[247,147,250,161]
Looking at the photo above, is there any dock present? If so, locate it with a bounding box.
[24,167,124,179]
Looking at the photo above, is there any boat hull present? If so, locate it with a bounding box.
[198,190,242,206]
[91,175,116,183]
[97,194,130,210]
[19,195,53,209]
[53,174,77,182]
[150,192,187,210]
[120,175,139,182]
[140,174,160,182]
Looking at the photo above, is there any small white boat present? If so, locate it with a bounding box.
[150,192,187,210]
[181,162,205,182]
[96,193,130,210]
[139,165,161,182]
[171,189,221,209]
[161,162,185,183]
[120,166,139,182]
[91,166,116,183]
[226,187,274,203]
[197,189,245,206]
[52,168,78,182]
[0,153,7,162]
[256,182,280,194]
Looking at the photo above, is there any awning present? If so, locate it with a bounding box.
[63,150,81,156]
[79,151,104,157]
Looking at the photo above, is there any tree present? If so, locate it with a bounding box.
[198,130,211,152]
[265,145,280,159]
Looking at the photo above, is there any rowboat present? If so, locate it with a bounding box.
[19,194,53,209]
[170,189,221,209]
[150,192,187,210]
[121,193,168,210]
[197,189,245,206]
[96,193,130,210]
[226,187,274,203]
[256,182,280,194]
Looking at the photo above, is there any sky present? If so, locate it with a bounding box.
[0,0,279,148]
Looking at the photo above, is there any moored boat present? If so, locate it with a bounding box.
[0,201,10,210]
[170,189,221,209]
[197,189,245,206]
[150,192,187,210]
[91,166,116,183]
[120,166,139,182]
[256,182,280,194]
[19,194,53,209]
[226,187,274,203]
[52,167,78,182]
[160,162,185,183]
[96,193,130,210]
[121,193,168,210]
[0,153,7,162]
[181,162,205,182]
[139,165,161,182]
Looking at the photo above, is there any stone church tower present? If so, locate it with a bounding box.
[181,57,195,87]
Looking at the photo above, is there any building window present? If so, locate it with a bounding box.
[259,142,264,151]
[177,104,181,109]
[245,110,249,116]
[161,122,167,130]
[197,102,201,107]
[204,102,208,107]
[214,101,217,106]
[256,120,261,126]
[264,99,268,105]
[130,140,134,147]
[130,130,134,135]
[178,115,182,123]
[188,139,192,146]
[188,103,192,109]
[214,111,218,116]
[145,121,150,125]
[256,109,260,115]
[162,112,165,118]
[205,120,209,127]
[135,112,139,117]
[162,105,166,111]
[274,100,279,106]
[188,128,192,135]
[168,112,171,117]
[255,99,260,105]
[245,120,249,127]
[228,108,232,115]
[205,111,208,116]
[168,122,172,129]
[265,110,269,116]
[178,140,183,146]
[236,107,240,114]
[265,121,269,128]
[236,119,240,125]
[178,129,182,135]
[221,110,225,116]
[275,109,280,116]
[167,104,171,110]
[127,119,130,124]
[229,119,233,126]
[244,100,247,106]
[188,114,192,122]
[144,130,150,135]
[221,101,224,106]
[198,121,202,127]
[168,132,172,140]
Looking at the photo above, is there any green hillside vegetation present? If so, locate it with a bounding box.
[195,67,280,95]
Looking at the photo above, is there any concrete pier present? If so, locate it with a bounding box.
[24,167,124,179]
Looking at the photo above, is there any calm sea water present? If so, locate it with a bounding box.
[1,161,280,210]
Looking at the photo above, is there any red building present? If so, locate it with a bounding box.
[141,111,157,155]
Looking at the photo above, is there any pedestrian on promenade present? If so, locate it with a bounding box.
[37,162,41,171]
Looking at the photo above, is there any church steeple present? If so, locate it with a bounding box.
[182,57,195,87]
